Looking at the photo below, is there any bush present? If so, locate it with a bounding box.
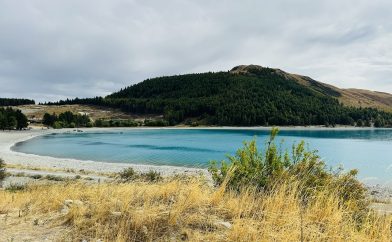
[29,174,43,180]
[144,119,169,127]
[0,159,6,186]
[208,128,368,213]
[45,175,66,181]
[118,167,138,181]
[53,121,64,129]
[142,170,162,182]
[6,183,27,192]
[209,128,287,191]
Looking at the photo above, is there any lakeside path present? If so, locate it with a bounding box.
[0,128,208,177]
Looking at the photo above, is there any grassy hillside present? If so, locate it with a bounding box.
[276,68,392,112]
[46,65,392,127]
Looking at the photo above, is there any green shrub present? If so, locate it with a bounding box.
[144,119,169,127]
[6,183,27,192]
[29,174,43,179]
[53,121,64,129]
[45,175,66,181]
[209,128,288,190]
[208,128,368,212]
[142,170,162,182]
[118,167,138,181]
[0,159,6,185]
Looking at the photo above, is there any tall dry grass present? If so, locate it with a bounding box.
[0,177,391,241]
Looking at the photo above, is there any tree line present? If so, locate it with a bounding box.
[43,69,392,127]
[0,107,28,130]
[43,111,169,128]
[0,98,35,106]
[43,111,91,128]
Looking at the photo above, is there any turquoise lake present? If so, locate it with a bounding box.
[12,128,392,184]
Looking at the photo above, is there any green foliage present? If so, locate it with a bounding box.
[45,69,392,127]
[45,175,66,181]
[144,119,169,127]
[0,107,28,130]
[117,168,163,183]
[118,167,138,181]
[29,174,43,180]
[6,183,27,192]
[143,170,162,182]
[0,98,35,106]
[94,119,139,127]
[0,159,6,183]
[43,111,91,128]
[209,128,289,190]
[53,121,64,129]
[208,128,368,212]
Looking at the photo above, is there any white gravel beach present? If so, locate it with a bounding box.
[0,128,208,177]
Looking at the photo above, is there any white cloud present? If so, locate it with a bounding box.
[0,0,391,101]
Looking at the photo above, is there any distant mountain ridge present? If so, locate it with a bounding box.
[46,65,392,127]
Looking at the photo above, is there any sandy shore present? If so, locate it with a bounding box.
[0,128,208,177]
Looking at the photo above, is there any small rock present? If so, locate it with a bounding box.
[215,221,232,229]
[64,200,73,207]
[111,211,122,217]
[142,225,148,235]
[60,206,69,214]
[74,200,84,206]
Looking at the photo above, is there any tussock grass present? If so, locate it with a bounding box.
[1,178,391,241]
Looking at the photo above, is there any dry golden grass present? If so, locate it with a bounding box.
[1,177,391,241]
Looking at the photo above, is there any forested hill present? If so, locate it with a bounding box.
[0,98,35,106]
[46,65,392,127]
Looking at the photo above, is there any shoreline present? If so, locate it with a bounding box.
[1,127,392,191]
[0,128,208,177]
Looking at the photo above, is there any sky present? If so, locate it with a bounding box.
[0,0,392,102]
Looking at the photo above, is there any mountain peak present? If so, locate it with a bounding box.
[230,64,288,76]
[230,65,268,74]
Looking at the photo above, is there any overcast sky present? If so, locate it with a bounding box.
[1,0,391,102]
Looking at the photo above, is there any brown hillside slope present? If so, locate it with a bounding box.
[231,65,392,112]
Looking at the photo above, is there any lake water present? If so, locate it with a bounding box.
[12,128,392,184]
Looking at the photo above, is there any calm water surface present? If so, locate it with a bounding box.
[12,128,392,184]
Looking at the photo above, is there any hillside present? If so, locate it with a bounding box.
[46,65,392,127]
[254,65,392,112]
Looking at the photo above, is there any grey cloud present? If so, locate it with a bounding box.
[0,0,392,102]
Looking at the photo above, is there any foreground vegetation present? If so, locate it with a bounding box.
[1,176,391,241]
[1,130,391,241]
[45,67,392,127]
